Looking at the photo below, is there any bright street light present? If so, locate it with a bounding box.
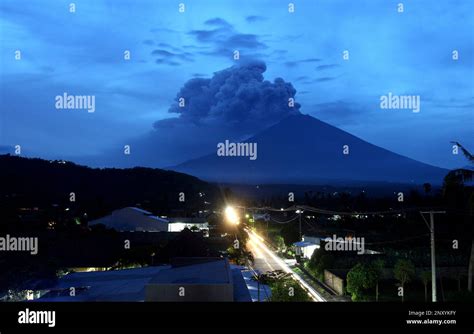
[225,206,239,225]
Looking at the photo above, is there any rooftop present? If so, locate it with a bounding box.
[37,258,252,302]
[149,258,231,285]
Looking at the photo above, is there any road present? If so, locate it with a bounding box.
[245,228,326,302]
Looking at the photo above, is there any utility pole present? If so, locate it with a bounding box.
[296,209,302,240]
[257,277,260,302]
[420,211,445,302]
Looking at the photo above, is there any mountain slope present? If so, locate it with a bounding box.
[0,155,216,218]
[171,114,448,184]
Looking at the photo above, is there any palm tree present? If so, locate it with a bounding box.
[444,142,474,291]
[445,142,473,185]
[372,259,385,302]
[394,259,415,302]
[420,271,431,302]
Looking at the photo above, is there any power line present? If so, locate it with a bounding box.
[269,214,300,224]
[239,204,441,217]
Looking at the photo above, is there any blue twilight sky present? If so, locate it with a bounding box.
[0,0,473,169]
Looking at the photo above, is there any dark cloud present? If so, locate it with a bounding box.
[154,42,182,52]
[284,58,322,67]
[315,77,336,82]
[204,18,233,28]
[151,49,194,65]
[227,33,266,49]
[295,76,309,82]
[190,30,266,50]
[189,29,223,42]
[155,59,180,66]
[142,39,154,45]
[316,64,339,70]
[132,60,301,166]
[246,15,267,23]
[154,60,300,129]
[188,19,267,59]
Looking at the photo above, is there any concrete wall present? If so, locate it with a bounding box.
[323,267,467,297]
[324,270,345,296]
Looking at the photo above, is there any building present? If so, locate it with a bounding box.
[293,234,381,259]
[89,207,209,234]
[293,235,321,259]
[89,207,169,232]
[36,258,253,302]
[166,217,209,235]
[146,258,240,301]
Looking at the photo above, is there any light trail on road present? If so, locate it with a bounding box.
[247,233,277,272]
[245,228,326,302]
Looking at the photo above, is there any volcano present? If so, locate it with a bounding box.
[170,114,448,185]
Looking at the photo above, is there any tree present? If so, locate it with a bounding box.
[275,235,286,252]
[307,244,334,280]
[269,278,311,302]
[280,223,299,245]
[346,263,377,301]
[226,233,254,266]
[420,271,431,302]
[226,245,254,266]
[443,142,474,291]
[422,183,432,196]
[372,259,385,302]
[394,259,415,302]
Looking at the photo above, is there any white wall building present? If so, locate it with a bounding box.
[89,207,209,234]
[294,235,320,259]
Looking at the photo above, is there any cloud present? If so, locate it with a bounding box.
[284,58,322,67]
[316,64,339,70]
[155,59,181,66]
[110,60,301,167]
[188,18,267,59]
[315,77,336,82]
[226,33,266,49]
[189,29,223,42]
[155,60,300,129]
[204,18,233,28]
[295,76,310,82]
[151,48,194,65]
[246,16,267,23]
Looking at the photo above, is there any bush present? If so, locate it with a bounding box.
[307,245,334,280]
[346,263,377,301]
[269,278,311,302]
